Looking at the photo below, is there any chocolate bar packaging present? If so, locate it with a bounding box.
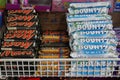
[42,30,67,35]
[1,41,36,50]
[39,47,70,54]
[4,30,37,40]
[7,15,38,22]
[0,50,35,58]
[41,35,69,44]
[8,10,36,15]
[7,22,38,28]
[6,29,36,34]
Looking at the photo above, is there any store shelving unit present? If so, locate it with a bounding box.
[0,58,120,78]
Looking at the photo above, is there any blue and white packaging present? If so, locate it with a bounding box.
[70,51,118,58]
[68,7,109,15]
[67,22,113,33]
[70,38,118,46]
[69,1,111,8]
[71,31,116,39]
[66,14,112,22]
[70,45,116,52]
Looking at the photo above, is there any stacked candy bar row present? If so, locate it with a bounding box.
[0,9,38,58]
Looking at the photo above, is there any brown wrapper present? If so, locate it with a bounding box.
[41,35,69,43]
[39,47,70,54]
[42,31,67,35]
[39,55,69,58]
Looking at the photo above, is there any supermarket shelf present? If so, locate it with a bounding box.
[0,58,120,78]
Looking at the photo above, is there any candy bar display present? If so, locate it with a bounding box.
[0,9,38,58]
[66,1,118,76]
[35,13,70,76]
[67,1,118,58]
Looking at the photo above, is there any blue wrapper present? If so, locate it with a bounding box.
[70,50,118,58]
[69,2,111,8]
[68,7,109,15]
[70,38,118,46]
[71,31,116,39]
[67,22,113,33]
[66,14,112,22]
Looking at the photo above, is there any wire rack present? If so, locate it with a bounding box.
[0,58,120,78]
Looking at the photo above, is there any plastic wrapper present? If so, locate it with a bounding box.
[8,10,36,15]
[66,14,111,22]
[1,41,36,50]
[41,35,69,43]
[67,22,113,33]
[68,7,109,15]
[39,54,69,58]
[0,50,35,58]
[6,29,36,34]
[39,47,70,54]
[70,50,118,58]
[69,1,111,8]
[7,15,38,22]
[70,38,118,47]
[7,21,38,28]
[42,30,67,35]
[71,44,116,51]
[71,31,116,39]
[4,30,37,40]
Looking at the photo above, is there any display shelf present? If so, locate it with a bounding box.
[0,58,120,78]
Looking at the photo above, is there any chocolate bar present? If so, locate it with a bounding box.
[7,15,38,22]
[0,50,35,58]
[41,35,69,43]
[8,10,36,15]
[42,31,67,35]
[4,32,37,40]
[7,22,38,27]
[39,47,70,54]
[6,30,36,34]
[1,41,36,50]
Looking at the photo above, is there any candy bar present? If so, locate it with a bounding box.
[68,7,108,15]
[69,2,110,8]
[7,22,38,27]
[7,15,38,22]
[68,23,113,33]
[39,47,70,54]
[4,33,37,40]
[71,31,116,39]
[1,41,36,50]
[0,50,35,58]
[8,10,36,15]
[66,14,111,22]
